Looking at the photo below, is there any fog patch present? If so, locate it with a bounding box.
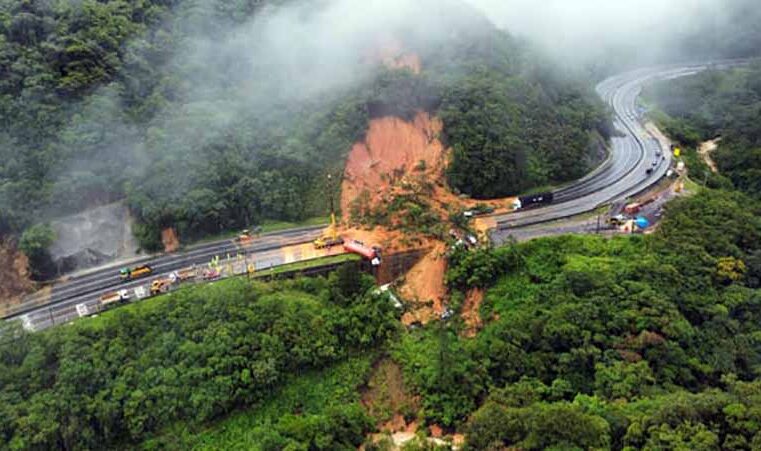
[49,202,138,274]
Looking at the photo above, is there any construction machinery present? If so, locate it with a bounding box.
[607,214,627,227]
[314,211,344,249]
[150,278,173,296]
[314,175,344,249]
[120,265,152,282]
[176,266,198,281]
[100,289,130,309]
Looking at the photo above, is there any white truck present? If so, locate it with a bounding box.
[100,289,130,309]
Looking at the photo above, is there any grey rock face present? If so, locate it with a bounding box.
[49,202,139,275]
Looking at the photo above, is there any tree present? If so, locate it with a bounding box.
[18,223,56,279]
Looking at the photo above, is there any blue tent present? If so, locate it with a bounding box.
[635,217,650,229]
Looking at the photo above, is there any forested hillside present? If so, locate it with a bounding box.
[0,266,399,449]
[397,188,761,449]
[3,187,760,450]
[0,0,607,255]
[644,62,761,199]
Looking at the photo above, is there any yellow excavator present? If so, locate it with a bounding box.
[313,178,344,249]
[313,209,344,249]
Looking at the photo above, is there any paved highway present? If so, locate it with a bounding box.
[491,63,726,233]
[6,61,745,331]
[7,226,325,330]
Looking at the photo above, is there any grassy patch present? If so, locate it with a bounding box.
[259,216,328,233]
[142,357,374,450]
[683,176,702,193]
[186,217,328,246]
[252,253,361,278]
[520,184,557,196]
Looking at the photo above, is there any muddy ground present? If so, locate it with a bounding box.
[0,240,34,308]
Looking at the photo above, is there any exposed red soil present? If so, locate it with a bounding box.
[0,239,35,311]
[339,110,512,324]
[161,228,180,253]
[367,36,422,75]
[461,288,485,337]
[398,243,448,325]
[341,112,446,216]
[339,48,517,326]
[341,112,512,221]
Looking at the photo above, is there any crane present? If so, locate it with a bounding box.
[313,174,345,249]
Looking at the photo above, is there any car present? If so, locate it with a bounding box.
[471,204,495,215]
[652,160,658,166]
[646,168,654,175]
[203,268,221,280]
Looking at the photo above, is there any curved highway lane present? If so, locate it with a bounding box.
[491,63,717,234]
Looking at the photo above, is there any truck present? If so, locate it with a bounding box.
[624,198,655,215]
[120,265,152,281]
[512,192,554,210]
[100,289,130,308]
[150,278,173,296]
[235,227,262,245]
[344,240,382,266]
[176,266,198,281]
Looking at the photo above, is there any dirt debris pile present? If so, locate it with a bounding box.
[366,36,422,75]
[0,240,35,311]
[339,107,510,326]
[161,228,180,253]
[461,288,485,337]
[341,112,446,220]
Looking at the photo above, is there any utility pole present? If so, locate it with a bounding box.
[327,173,334,219]
[596,214,601,234]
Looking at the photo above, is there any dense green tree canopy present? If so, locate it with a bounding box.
[644,62,761,199]
[0,272,399,449]
[392,189,761,449]
[0,0,609,252]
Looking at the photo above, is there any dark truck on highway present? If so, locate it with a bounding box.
[513,192,554,210]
